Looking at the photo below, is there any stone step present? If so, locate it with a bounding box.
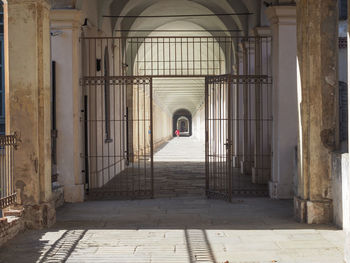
[3,209,24,218]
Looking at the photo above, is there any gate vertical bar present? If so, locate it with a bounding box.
[150,78,154,198]
[84,95,89,193]
[227,75,232,201]
[205,77,209,195]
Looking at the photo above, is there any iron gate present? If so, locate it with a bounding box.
[81,35,271,200]
[205,75,272,201]
[83,76,154,199]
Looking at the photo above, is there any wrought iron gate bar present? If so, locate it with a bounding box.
[0,134,18,209]
[83,76,154,200]
[205,74,272,201]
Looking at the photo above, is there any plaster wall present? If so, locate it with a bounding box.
[192,104,205,142]
[51,1,114,201]
[266,6,298,199]
[153,103,172,150]
[51,10,84,202]
[332,152,349,228]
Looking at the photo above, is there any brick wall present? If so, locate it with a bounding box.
[0,210,25,247]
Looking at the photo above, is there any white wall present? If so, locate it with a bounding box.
[192,104,205,142]
[266,6,298,199]
[51,1,114,201]
[51,10,85,202]
[153,103,173,149]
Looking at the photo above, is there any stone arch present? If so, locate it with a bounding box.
[173,109,192,137]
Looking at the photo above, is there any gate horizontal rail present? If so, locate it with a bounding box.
[81,36,271,77]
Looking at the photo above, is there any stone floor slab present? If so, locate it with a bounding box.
[0,197,345,263]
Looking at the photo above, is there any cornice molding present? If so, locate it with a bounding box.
[51,9,82,29]
[2,0,50,8]
[253,27,272,37]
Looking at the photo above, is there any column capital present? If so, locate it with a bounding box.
[51,9,83,30]
[253,27,272,37]
[265,6,296,26]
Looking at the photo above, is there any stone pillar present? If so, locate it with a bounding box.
[51,10,85,203]
[252,27,272,185]
[266,6,298,199]
[2,0,55,227]
[295,0,338,224]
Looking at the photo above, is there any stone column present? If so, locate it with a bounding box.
[2,0,55,227]
[294,0,338,224]
[252,27,272,185]
[51,10,85,203]
[266,6,298,199]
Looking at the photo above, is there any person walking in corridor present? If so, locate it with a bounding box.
[175,129,180,138]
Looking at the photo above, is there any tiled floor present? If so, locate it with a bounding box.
[0,197,344,263]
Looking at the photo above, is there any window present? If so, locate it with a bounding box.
[340,0,348,20]
[339,81,348,150]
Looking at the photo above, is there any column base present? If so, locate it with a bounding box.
[345,231,350,263]
[232,156,241,167]
[294,196,332,224]
[19,201,56,229]
[64,184,85,203]
[240,160,253,175]
[252,168,270,184]
[269,181,293,199]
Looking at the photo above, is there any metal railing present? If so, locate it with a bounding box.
[0,134,18,210]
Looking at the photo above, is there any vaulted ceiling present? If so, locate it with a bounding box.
[104,0,257,115]
[60,0,262,116]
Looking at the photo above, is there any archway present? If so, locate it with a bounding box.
[177,116,190,136]
[173,109,192,137]
[80,0,272,201]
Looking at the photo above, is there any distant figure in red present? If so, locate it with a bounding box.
[175,129,180,137]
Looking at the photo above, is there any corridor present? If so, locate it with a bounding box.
[0,197,344,263]
[154,137,205,162]
[154,137,205,198]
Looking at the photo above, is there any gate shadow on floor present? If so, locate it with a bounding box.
[0,197,342,263]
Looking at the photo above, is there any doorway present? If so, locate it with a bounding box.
[81,35,272,201]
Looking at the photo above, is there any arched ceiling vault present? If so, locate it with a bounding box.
[92,0,260,116]
[111,0,249,37]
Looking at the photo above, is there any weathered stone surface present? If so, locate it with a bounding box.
[0,214,25,247]
[295,0,338,224]
[266,5,298,200]
[50,0,76,9]
[306,200,333,224]
[2,0,55,227]
[294,196,306,222]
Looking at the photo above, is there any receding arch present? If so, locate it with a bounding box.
[173,109,192,137]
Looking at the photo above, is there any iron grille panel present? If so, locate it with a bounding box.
[82,76,154,200]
